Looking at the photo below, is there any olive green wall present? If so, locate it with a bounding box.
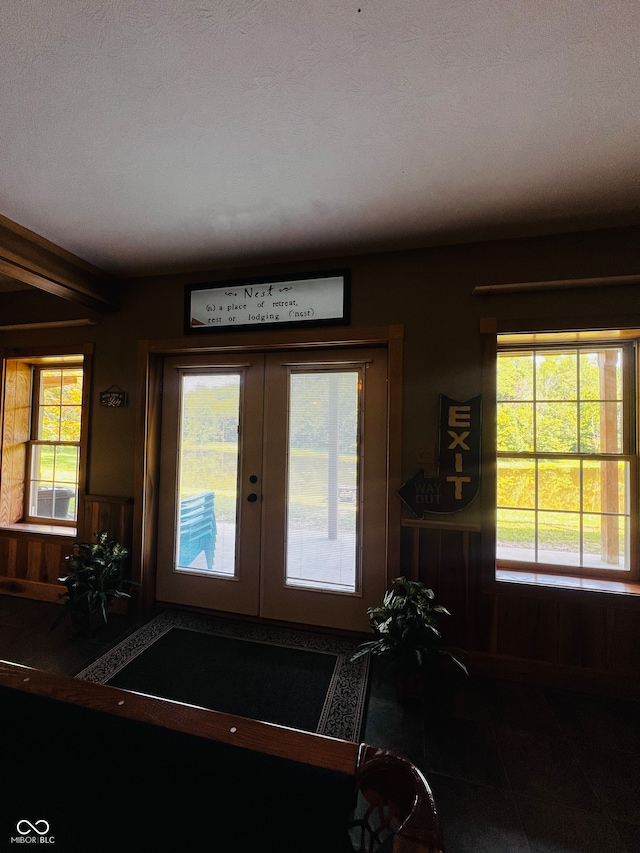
[1,224,638,517]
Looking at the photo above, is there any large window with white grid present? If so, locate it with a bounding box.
[496,335,638,581]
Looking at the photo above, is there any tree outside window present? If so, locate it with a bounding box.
[28,366,83,523]
[496,344,633,576]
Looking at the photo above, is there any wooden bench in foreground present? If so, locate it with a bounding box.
[0,660,445,852]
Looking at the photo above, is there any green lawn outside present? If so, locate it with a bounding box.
[498,507,625,554]
[179,443,357,531]
[498,458,627,554]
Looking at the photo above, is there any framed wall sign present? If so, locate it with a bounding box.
[184,270,350,334]
[99,385,128,408]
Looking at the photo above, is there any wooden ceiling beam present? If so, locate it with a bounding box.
[0,213,119,312]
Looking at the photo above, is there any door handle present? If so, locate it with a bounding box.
[247,493,258,503]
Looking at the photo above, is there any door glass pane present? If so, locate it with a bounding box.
[176,372,240,576]
[286,369,360,592]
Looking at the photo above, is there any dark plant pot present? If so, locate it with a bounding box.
[70,609,106,637]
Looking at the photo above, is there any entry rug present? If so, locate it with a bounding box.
[75,609,370,741]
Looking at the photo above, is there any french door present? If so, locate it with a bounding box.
[156,347,389,631]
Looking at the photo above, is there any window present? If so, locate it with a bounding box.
[26,364,83,524]
[0,350,89,532]
[496,333,638,581]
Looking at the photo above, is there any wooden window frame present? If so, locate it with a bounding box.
[0,345,92,536]
[23,362,84,527]
[481,321,640,593]
[496,339,638,582]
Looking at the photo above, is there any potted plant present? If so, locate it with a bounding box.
[351,576,467,700]
[50,530,136,635]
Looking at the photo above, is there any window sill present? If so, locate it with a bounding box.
[496,567,640,597]
[1,523,77,538]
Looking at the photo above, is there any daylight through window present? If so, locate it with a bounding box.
[27,365,84,523]
[496,339,637,579]
[0,352,86,531]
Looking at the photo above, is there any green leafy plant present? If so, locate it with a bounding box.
[50,530,136,633]
[351,576,468,674]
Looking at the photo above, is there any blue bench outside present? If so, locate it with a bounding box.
[179,491,216,570]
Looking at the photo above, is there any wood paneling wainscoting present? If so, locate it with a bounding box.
[400,519,481,654]
[400,519,640,697]
[0,494,133,604]
[83,494,133,552]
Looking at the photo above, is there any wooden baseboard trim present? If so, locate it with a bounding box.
[0,577,63,602]
[0,578,129,614]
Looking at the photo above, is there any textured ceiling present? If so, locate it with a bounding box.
[1,1,639,278]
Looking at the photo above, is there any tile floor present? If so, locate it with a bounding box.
[2,595,639,853]
[365,657,640,853]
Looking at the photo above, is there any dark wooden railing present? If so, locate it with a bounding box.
[0,660,445,852]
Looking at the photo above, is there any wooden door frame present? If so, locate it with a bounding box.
[132,325,404,613]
